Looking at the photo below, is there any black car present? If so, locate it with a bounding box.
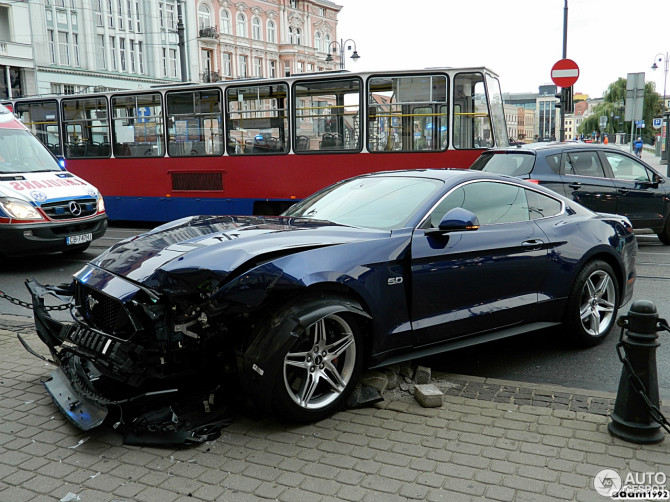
[470,142,670,243]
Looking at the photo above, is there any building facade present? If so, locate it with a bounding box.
[195,0,341,83]
[0,0,343,99]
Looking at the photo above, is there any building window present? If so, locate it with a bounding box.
[253,57,262,77]
[252,17,262,40]
[63,84,75,95]
[119,37,126,71]
[238,55,248,78]
[267,20,276,43]
[166,3,174,30]
[73,34,80,67]
[236,13,247,38]
[58,31,70,65]
[315,32,322,52]
[220,9,231,34]
[169,48,177,78]
[48,30,56,63]
[159,1,164,28]
[97,35,106,69]
[198,3,211,29]
[318,7,325,16]
[110,36,117,70]
[117,0,124,29]
[222,53,231,77]
[127,0,133,31]
[107,0,114,27]
[269,60,276,78]
[297,61,304,73]
[295,28,301,45]
[129,40,135,72]
[162,48,168,77]
[138,41,144,73]
[135,1,141,32]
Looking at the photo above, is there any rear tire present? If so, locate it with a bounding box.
[564,260,619,346]
[268,296,364,422]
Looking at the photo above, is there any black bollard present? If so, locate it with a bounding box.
[608,300,664,444]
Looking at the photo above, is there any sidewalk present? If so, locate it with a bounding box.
[1,314,669,502]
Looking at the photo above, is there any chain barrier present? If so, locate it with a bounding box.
[0,291,70,312]
[616,320,670,434]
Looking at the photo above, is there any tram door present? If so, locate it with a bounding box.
[453,73,493,149]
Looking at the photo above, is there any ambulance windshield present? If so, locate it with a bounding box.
[0,129,61,174]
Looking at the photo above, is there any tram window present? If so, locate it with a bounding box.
[111,93,165,158]
[166,89,223,157]
[62,97,110,158]
[293,78,361,153]
[225,83,289,155]
[367,74,447,153]
[453,73,493,149]
[15,101,62,157]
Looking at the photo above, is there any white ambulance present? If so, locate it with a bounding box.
[0,103,107,256]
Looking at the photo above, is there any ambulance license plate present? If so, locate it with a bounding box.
[66,233,92,245]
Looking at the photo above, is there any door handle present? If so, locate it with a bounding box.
[568,183,582,189]
[521,239,544,250]
[618,188,629,195]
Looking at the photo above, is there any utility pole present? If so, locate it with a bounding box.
[559,0,568,142]
[177,1,188,82]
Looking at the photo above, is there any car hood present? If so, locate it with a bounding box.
[88,215,388,288]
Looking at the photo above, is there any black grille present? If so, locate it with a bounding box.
[75,283,134,339]
[68,324,118,355]
[41,198,97,220]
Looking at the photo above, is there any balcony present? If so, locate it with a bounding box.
[201,71,220,83]
[199,26,219,39]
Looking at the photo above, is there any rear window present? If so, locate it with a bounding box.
[470,153,535,176]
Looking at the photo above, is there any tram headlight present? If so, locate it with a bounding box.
[0,199,44,220]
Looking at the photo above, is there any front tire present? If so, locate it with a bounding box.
[565,260,619,346]
[270,297,364,422]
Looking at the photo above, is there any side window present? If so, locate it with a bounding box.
[367,74,447,152]
[526,190,563,219]
[62,97,110,158]
[565,152,605,178]
[166,89,223,157]
[294,78,361,153]
[603,152,650,182]
[225,83,288,155]
[545,154,561,174]
[15,101,62,157]
[424,181,530,228]
[111,93,164,158]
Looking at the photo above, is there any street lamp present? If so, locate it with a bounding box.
[325,39,360,70]
[651,52,669,110]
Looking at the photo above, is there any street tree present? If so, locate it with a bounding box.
[578,78,662,142]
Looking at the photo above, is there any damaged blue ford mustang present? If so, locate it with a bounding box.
[23,169,636,443]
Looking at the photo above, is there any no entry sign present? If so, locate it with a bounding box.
[551,59,580,88]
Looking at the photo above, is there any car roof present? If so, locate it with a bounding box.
[362,168,514,183]
[485,142,627,155]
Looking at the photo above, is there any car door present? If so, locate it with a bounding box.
[410,180,550,348]
[599,150,669,230]
[560,150,618,214]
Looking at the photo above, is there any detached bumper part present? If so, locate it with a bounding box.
[43,368,108,431]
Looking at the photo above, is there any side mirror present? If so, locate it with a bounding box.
[425,207,480,235]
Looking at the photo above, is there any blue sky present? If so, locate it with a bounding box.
[334,0,670,98]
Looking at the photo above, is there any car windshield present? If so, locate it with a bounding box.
[471,152,535,176]
[283,175,443,230]
[0,129,60,173]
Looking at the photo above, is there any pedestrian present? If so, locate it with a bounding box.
[633,137,643,158]
[603,135,609,145]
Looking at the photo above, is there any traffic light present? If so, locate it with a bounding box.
[554,87,574,114]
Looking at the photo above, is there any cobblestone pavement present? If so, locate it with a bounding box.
[1,315,669,502]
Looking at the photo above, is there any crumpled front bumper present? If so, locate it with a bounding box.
[22,278,234,444]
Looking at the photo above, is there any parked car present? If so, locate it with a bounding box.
[470,142,670,243]
[0,103,107,256]
[23,169,636,443]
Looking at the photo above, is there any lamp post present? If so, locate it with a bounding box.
[325,39,360,70]
[652,52,669,110]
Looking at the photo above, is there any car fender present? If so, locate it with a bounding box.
[239,297,370,413]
